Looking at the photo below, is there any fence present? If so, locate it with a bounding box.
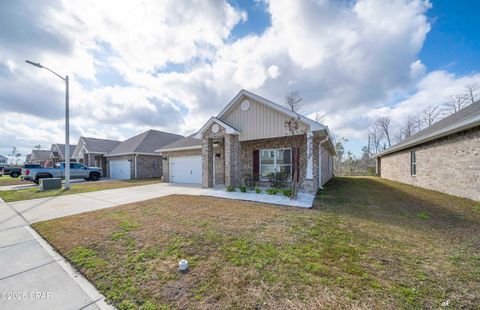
[335,171,376,177]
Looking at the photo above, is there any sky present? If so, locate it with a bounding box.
[0,0,479,159]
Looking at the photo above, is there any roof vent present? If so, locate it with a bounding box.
[241,100,250,111]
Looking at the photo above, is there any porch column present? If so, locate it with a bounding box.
[306,132,314,180]
[202,138,214,188]
[224,134,240,187]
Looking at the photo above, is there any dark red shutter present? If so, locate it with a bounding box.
[253,150,259,178]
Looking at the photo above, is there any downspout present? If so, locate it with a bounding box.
[318,136,330,190]
[134,153,138,179]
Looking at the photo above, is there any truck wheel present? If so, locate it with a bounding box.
[10,171,20,178]
[89,172,100,181]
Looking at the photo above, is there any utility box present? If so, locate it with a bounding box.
[39,178,62,191]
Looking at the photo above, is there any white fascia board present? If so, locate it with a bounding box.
[155,145,202,153]
[193,117,240,139]
[105,152,162,157]
[217,89,326,132]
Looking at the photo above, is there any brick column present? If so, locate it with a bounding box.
[224,134,240,187]
[202,138,213,188]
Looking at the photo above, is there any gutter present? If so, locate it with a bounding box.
[134,153,138,179]
[376,115,480,157]
[155,145,202,153]
[318,136,330,190]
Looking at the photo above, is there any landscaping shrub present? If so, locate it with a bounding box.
[243,173,259,190]
[267,172,289,189]
[282,189,292,197]
[255,187,262,194]
[266,188,277,195]
[239,186,247,193]
[226,185,235,192]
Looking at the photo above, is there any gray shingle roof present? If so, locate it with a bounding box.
[157,135,202,152]
[108,130,184,156]
[82,137,121,154]
[378,101,480,156]
[31,150,53,161]
[53,144,77,158]
[0,154,7,160]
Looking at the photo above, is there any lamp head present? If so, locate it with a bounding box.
[25,60,43,68]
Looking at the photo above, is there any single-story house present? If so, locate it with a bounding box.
[157,89,336,193]
[376,100,480,201]
[0,154,7,165]
[50,143,77,163]
[72,137,121,175]
[105,129,183,179]
[27,150,53,167]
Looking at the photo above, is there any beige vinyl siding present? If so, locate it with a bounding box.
[221,97,309,141]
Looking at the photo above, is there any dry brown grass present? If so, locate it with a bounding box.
[0,175,25,186]
[33,177,480,309]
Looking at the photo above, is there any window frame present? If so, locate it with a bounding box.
[259,148,292,180]
[410,151,416,176]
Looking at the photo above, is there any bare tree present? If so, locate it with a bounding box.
[444,94,468,114]
[413,115,424,132]
[368,126,384,154]
[285,90,303,112]
[464,83,480,104]
[421,105,442,127]
[314,112,325,123]
[375,116,392,147]
[394,127,404,143]
[403,115,417,138]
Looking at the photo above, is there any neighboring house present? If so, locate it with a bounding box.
[105,130,183,179]
[0,154,7,165]
[27,150,53,167]
[25,154,31,163]
[72,137,121,175]
[376,100,480,201]
[157,89,336,193]
[50,143,77,163]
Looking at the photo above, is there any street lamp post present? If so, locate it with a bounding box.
[25,60,71,190]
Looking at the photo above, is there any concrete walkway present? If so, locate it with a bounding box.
[0,182,203,309]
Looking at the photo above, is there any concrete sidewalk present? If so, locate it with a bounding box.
[0,199,112,310]
[0,182,203,309]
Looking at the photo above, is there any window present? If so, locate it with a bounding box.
[410,151,416,176]
[260,148,292,179]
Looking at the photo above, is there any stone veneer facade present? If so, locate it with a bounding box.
[160,126,334,193]
[379,127,480,201]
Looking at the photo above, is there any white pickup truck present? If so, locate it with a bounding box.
[22,162,102,184]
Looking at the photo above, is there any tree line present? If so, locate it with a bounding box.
[335,83,479,174]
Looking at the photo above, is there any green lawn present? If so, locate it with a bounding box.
[33,177,480,309]
[0,179,162,202]
[0,175,25,186]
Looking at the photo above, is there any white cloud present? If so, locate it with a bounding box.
[0,0,478,157]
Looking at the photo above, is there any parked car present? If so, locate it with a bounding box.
[22,162,102,184]
[0,166,22,178]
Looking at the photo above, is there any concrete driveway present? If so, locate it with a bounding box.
[0,178,112,191]
[0,182,203,309]
[9,182,204,223]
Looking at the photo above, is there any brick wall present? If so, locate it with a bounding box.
[107,154,162,179]
[380,127,480,201]
[160,149,202,182]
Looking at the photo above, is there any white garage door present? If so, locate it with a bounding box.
[170,156,202,184]
[109,160,131,179]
